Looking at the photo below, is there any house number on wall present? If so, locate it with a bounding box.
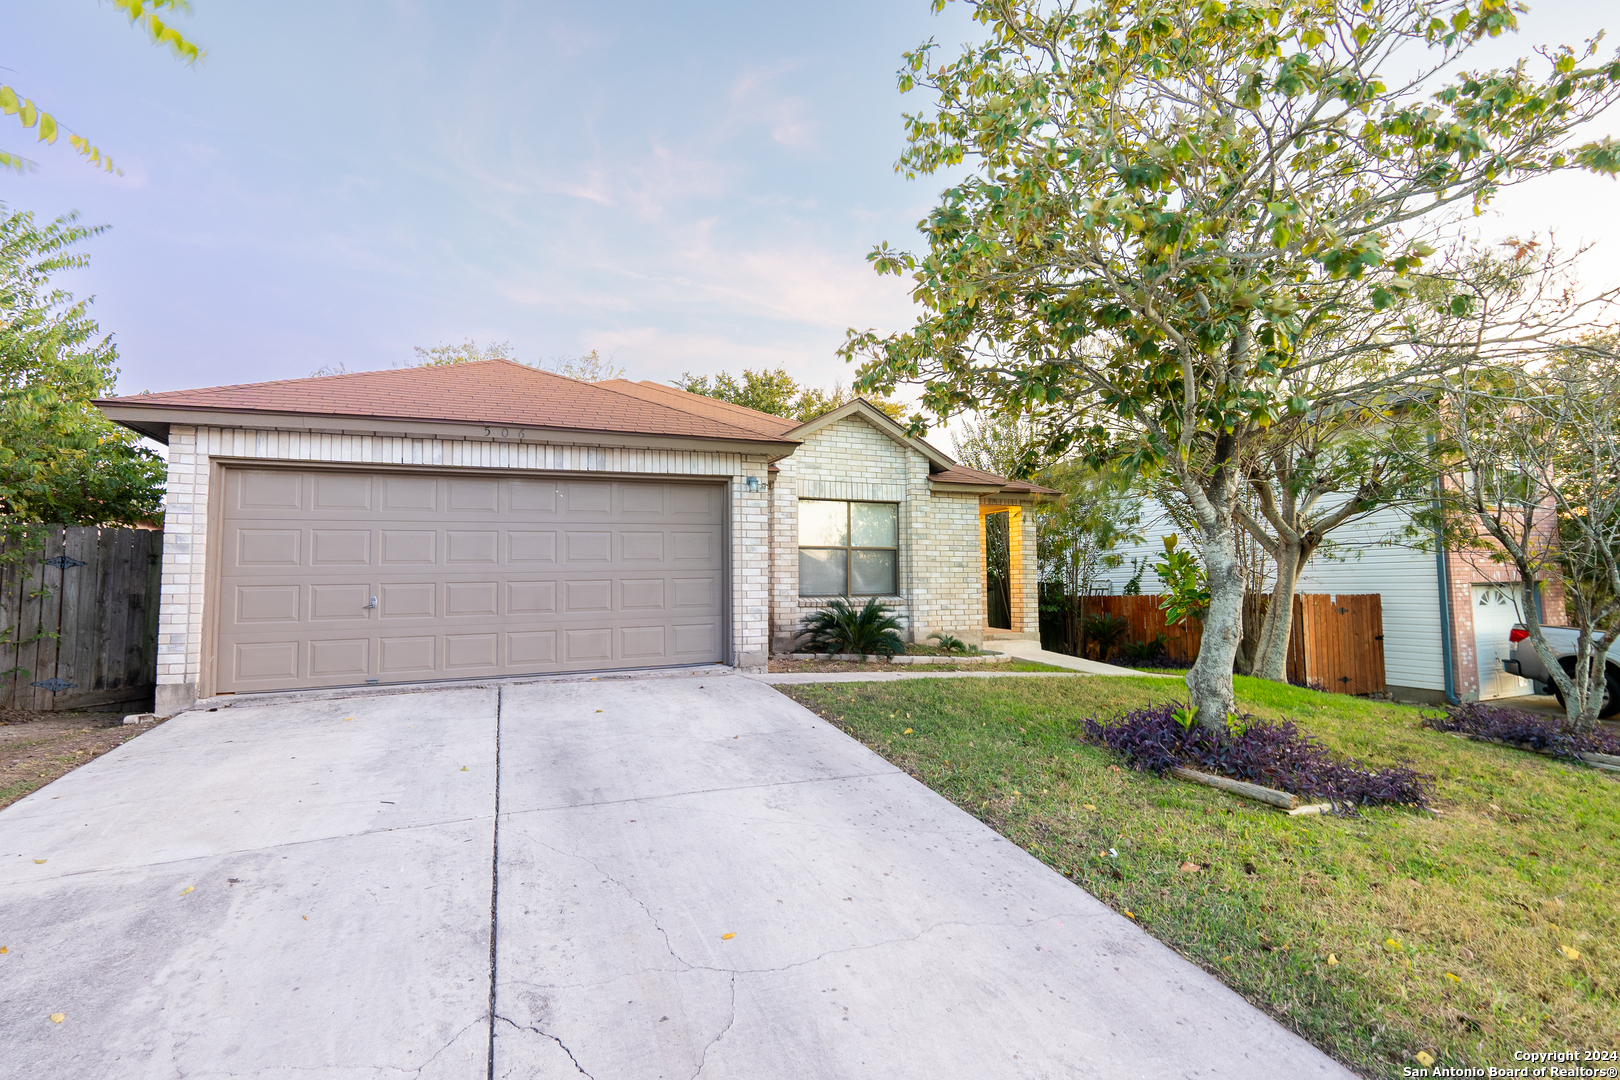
[482,427,528,439]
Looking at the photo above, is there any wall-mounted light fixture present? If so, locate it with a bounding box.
[745,476,760,492]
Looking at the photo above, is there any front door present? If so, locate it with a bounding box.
[1472,583,1532,699]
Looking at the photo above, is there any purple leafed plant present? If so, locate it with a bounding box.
[1082,703,1432,811]
[1422,701,1620,758]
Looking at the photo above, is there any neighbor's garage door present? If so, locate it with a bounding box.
[214,468,726,693]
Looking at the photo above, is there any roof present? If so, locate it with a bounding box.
[930,464,1060,496]
[96,361,1058,496]
[595,379,800,439]
[95,360,798,447]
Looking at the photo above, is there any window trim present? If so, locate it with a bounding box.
[797,499,899,597]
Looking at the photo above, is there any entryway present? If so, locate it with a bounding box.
[1473,583,1533,699]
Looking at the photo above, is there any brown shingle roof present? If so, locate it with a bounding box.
[931,463,1061,495]
[96,360,797,445]
[595,379,800,438]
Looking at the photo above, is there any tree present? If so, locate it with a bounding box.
[1439,336,1620,731]
[674,367,906,422]
[4,1,202,174]
[842,0,1620,728]
[314,340,627,381]
[0,205,165,529]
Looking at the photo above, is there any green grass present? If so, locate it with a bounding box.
[782,675,1620,1077]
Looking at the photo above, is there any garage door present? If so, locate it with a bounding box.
[214,468,726,692]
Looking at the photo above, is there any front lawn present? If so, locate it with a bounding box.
[782,675,1619,1077]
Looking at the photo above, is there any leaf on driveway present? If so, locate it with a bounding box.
[460,766,469,772]
[721,932,736,940]
[180,886,194,896]
[49,1013,64,1023]
[1,945,8,954]
[1559,945,1581,960]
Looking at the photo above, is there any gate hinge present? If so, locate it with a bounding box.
[44,555,87,570]
[30,678,78,692]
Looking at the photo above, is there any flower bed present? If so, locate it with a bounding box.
[1422,701,1620,758]
[1082,703,1431,811]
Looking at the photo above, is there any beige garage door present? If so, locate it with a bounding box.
[214,468,726,693]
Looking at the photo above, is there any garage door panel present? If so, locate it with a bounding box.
[379,636,436,674]
[237,529,302,568]
[564,531,612,563]
[446,531,498,564]
[380,583,435,619]
[507,580,557,615]
[445,581,498,617]
[564,579,613,613]
[448,478,499,512]
[565,482,613,514]
[215,472,725,692]
[311,530,371,565]
[509,531,557,563]
[238,470,303,510]
[621,625,667,659]
[310,638,369,678]
[310,583,372,621]
[235,585,301,624]
[234,640,300,681]
[312,473,372,510]
[564,628,613,663]
[381,531,437,565]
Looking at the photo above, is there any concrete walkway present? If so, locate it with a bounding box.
[983,637,1177,676]
[1,675,1349,1079]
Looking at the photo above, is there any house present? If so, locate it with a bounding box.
[1092,501,1566,704]
[96,360,1055,713]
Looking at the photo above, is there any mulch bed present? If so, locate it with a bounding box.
[0,710,164,811]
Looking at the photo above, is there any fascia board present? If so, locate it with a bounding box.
[95,404,801,459]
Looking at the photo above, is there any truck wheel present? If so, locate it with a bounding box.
[1555,664,1620,719]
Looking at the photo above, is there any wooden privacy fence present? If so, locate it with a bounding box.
[1083,592,1386,696]
[1286,593,1386,696]
[1,525,163,712]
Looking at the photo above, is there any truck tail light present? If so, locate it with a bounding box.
[1509,628,1529,643]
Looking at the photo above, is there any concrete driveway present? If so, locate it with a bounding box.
[0,674,1351,1079]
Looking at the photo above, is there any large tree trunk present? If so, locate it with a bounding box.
[1250,538,1305,682]
[1186,512,1243,729]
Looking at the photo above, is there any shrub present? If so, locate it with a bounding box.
[1116,634,1177,666]
[929,632,969,653]
[799,598,905,657]
[1081,612,1130,659]
[1082,703,1432,811]
[1422,701,1620,758]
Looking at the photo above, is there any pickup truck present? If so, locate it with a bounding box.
[1505,624,1619,718]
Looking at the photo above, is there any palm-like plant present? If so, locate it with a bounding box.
[799,598,905,657]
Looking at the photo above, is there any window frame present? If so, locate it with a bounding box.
[797,499,900,597]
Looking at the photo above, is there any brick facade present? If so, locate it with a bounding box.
[767,414,1038,654]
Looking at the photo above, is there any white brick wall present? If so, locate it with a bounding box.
[155,425,773,705]
[767,414,1035,653]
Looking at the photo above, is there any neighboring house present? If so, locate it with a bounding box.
[96,360,1054,712]
[1093,501,1565,704]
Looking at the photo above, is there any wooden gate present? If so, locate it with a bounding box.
[1286,593,1386,696]
[1,525,163,712]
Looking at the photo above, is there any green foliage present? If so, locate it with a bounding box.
[3,1,203,173]
[371,340,625,382]
[673,367,905,423]
[0,205,165,533]
[1080,611,1130,658]
[1153,535,1210,627]
[929,631,969,653]
[841,0,1620,723]
[799,597,906,657]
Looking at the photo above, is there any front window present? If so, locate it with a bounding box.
[798,500,898,596]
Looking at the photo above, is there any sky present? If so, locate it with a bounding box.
[1,0,1617,407]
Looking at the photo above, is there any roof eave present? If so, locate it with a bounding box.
[94,402,802,458]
